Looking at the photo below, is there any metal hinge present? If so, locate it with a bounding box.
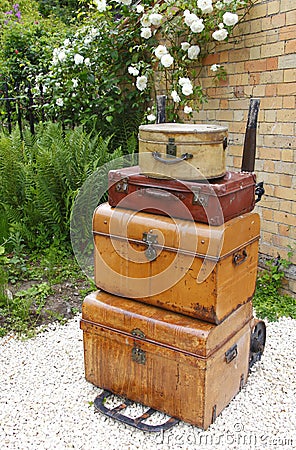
[192,188,209,207]
[166,137,177,157]
[115,178,128,193]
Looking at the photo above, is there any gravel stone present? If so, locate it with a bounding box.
[1,315,295,449]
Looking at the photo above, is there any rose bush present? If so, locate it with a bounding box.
[103,0,255,120]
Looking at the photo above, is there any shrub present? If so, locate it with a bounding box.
[0,122,125,251]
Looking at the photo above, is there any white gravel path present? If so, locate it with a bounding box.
[1,315,295,450]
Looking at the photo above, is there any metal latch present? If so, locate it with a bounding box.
[132,345,146,364]
[192,188,209,207]
[225,344,238,363]
[166,137,177,157]
[131,328,146,364]
[142,231,158,261]
[115,178,128,193]
[132,328,145,339]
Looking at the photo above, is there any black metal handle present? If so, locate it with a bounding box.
[223,136,228,150]
[94,390,179,432]
[225,344,238,363]
[255,181,265,203]
[233,249,248,266]
[152,151,193,165]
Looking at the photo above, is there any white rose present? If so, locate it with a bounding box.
[74,53,84,65]
[141,27,152,39]
[147,114,156,122]
[161,53,174,68]
[56,98,64,107]
[179,77,191,86]
[63,39,71,46]
[215,1,223,9]
[184,12,198,27]
[136,75,148,91]
[141,14,151,27]
[128,66,139,76]
[171,90,181,103]
[197,0,213,14]
[188,45,200,60]
[84,58,91,66]
[58,50,67,62]
[72,78,78,88]
[120,0,132,5]
[136,4,144,13]
[149,13,162,26]
[181,42,190,51]
[184,106,193,114]
[223,12,239,26]
[182,83,193,96]
[84,36,92,45]
[93,0,106,12]
[154,45,168,59]
[210,64,220,71]
[190,19,204,33]
[212,28,228,41]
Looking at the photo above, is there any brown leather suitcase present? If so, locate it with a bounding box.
[93,203,260,324]
[81,290,254,429]
[108,165,257,226]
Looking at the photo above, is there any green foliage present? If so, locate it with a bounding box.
[0,122,123,250]
[38,18,148,140]
[0,242,91,337]
[0,274,52,337]
[36,0,81,23]
[253,256,296,321]
[0,1,68,126]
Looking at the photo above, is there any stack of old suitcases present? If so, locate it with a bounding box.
[80,99,266,430]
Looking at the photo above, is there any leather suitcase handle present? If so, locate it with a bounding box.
[138,188,178,200]
[152,151,193,165]
[255,181,265,203]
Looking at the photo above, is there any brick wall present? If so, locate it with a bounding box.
[191,0,296,296]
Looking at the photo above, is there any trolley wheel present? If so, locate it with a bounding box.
[249,319,266,370]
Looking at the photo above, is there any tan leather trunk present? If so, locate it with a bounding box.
[138,123,228,180]
[81,290,253,429]
[93,203,260,324]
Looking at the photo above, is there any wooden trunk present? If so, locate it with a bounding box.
[108,165,257,226]
[138,123,228,180]
[93,203,260,324]
[81,290,253,430]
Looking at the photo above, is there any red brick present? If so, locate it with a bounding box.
[266,57,279,70]
[265,84,277,96]
[245,59,267,72]
[285,39,296,54]
[203,53,220,66]
[278,224,291,237]
[279,24,296,40]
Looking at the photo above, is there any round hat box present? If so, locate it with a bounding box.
[138,123,228,180]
